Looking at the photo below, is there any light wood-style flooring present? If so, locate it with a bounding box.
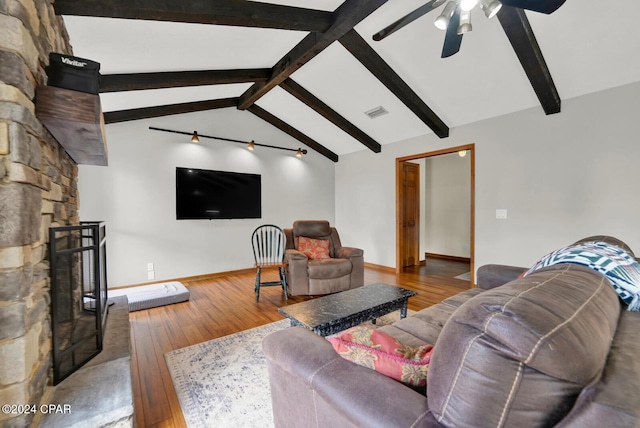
[130,258,470,427]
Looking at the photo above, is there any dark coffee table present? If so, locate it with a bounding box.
[277,283,417,337]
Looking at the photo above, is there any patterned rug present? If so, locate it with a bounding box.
[165,311,409,428]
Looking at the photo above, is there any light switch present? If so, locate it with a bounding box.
[496,209,508,219]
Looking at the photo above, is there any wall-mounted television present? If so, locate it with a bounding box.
[175,167,261,220]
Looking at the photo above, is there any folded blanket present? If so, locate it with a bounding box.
[523,241,640,311]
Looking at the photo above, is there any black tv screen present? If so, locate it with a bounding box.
[176,167,261,220]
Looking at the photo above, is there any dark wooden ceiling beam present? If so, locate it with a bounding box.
[100,69,271,92]
[497,6,561,115]
[247,105,339,162]
[104,98,238,124]
[237,0,389,110]
[53,0,333,32]
[280,78,381,153]
[339,29,449,138]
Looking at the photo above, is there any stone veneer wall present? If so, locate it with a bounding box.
[0,1,76,427]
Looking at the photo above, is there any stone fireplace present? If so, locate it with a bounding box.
[0,1,77,426]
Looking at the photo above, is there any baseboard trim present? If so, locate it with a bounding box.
[110,268,257,289]
[425,253,471,263]
[364,262,396,273]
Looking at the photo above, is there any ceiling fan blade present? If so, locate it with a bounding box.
[499,0,566,14]
[441,8,462,58]
[373,0,447,41]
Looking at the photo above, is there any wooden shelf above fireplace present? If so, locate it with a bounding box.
[36,86,108,166]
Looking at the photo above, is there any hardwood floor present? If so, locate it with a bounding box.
[129,259,470,427]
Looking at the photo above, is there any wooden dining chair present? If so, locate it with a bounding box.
[251,225,288,302]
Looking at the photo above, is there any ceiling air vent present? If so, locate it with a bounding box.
[364,105,389,119]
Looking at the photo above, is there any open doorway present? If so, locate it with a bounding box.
[396,144,475,285]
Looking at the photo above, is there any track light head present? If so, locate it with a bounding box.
[190,131,200,143]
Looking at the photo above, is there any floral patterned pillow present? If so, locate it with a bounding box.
[297,236,331,259]
[328,326,434,387]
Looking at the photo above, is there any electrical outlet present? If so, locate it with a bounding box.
[496,209,508,219]
[147,271,155,280]
[147,262,154,271]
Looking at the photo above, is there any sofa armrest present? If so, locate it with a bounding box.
[284,249,309,295]
[476,264,527,290]
[335,246,363,259]
[335,247,364,288]
[263,327,431,428]
[284,248,307,261]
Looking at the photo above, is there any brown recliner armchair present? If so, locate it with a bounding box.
[284,220,364,296]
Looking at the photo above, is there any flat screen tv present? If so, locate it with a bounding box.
[176,167,261,220]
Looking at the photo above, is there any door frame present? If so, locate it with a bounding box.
[395,143,476,284]
[399,161,421,268]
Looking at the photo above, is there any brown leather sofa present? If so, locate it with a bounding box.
[263,236,640,427]
[283,220,364,296]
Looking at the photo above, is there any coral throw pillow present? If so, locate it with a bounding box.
[297,236,331,259]
[329,326,434,387]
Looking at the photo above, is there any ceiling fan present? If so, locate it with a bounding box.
[373,0,566,58]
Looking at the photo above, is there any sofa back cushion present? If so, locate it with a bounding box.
[427,264,620,428]
[293,220,331,238]
[290,220,342,257]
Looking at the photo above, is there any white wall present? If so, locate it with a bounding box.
[336,81,640,273]
[423,153,471,258]
[79,108,335,287]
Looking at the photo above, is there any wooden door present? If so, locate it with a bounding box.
[400,162,420,268]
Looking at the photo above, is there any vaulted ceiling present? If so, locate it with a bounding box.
[57,0,640,162]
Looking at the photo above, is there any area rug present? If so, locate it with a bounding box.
[165,311,408,428]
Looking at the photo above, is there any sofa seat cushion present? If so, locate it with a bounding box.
[379,303,458,348]
[308,258,351,279]
[440,288,485,309]
[427,264,621,428]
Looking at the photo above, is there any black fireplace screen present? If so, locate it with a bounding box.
[49,222,107,384]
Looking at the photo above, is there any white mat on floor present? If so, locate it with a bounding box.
[454,271,471,281]
[108,281,190,311]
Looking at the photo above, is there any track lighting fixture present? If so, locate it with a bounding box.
[190,131,200,143]
[149,127,307,157]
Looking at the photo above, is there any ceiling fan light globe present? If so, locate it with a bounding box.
[457,9,472,35]
[480,0,502,18]
[434,16,448,30]
[434,1,458,30]
[460,0,478,12]
[457,22,472,35]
